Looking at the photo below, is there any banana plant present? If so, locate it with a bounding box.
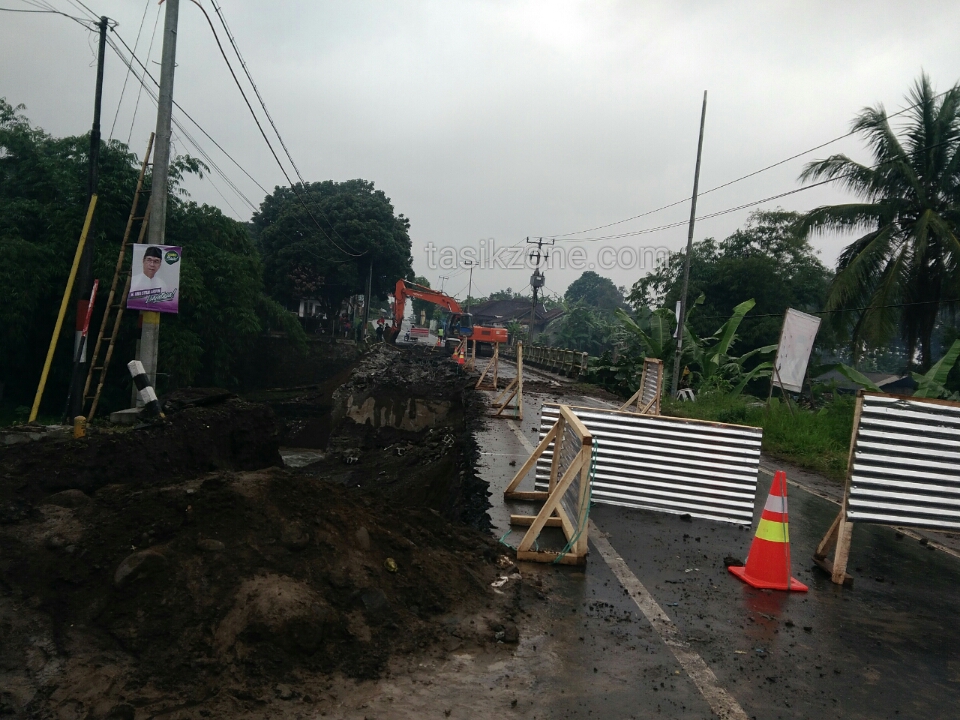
[683,298,776,396]
[912,340,960,399]
[613,305,676,361]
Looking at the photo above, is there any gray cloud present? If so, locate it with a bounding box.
[2,0,958,298]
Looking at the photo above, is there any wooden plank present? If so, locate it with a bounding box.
[559,404,592,445]
[515,455,583,552]
[814,510,842,560]
[505,491,549,501]
[831,519,854,585]
[813,555,854,587]
[510,515,563,528]
[517,550,585,566]
[548,414,565,492]
[504,421,558,496]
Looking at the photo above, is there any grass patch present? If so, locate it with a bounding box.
[661,393,854,482]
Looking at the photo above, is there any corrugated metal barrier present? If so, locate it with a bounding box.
[846,394,960,530]
[535,403,762,525]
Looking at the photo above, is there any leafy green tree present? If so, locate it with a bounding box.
[629,210,831,353]
[552,302,613,355]
[0,99,300,412]
[565,271,625,312]
[253,179,414,318]
[798,74,960,370]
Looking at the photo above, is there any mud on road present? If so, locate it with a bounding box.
[0,346,530,718]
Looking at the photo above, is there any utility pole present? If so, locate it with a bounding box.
[439,275,449,294]
[139,0,180,393]
[671,91,708,399]
[465,261,475,311]
[526,237,553,342]
[68,15,109,419]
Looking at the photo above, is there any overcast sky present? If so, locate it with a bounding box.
[3,0,959,302]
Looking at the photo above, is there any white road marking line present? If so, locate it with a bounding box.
[590,525,749,720]
[507,420,536,453]
[508,417,747,718]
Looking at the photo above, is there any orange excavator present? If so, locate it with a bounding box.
[389,279,508,352]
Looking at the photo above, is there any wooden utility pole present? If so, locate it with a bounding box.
[68,15,109,419]
[670,91,708,399]
[139,0,180,395]
[363,260,373,342]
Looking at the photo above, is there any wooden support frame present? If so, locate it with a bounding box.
[465,339,477,371]
[504,404,593,565]
[475,342,500,390]
[619,358,663,415]
[813,392,863,586]
[491,342,523,420]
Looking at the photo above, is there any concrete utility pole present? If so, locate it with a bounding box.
[439,275,449,294]
[139,0,180,392]
[671,91,708,399]
[526,237,552,342]
[68,15,109,419]
[465,261,475,311]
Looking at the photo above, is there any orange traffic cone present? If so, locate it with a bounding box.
[728,471,808,592]
[457,345,465,366]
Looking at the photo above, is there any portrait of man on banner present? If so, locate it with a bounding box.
[128,244,182,314]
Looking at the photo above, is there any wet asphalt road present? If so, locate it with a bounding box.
[476,365,960,719]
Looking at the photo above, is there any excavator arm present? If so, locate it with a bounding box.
[392,279,462,329]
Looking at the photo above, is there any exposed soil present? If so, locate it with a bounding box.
[0,346,525,718]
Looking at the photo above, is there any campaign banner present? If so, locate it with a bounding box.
[128,244,181,314]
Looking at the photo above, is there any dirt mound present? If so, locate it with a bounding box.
[312,344,491,528]
[0,400,281,513]
[0,468,519,717]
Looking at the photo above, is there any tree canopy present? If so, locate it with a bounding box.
[0,99,298,413]
[564,271,625,312]
[253,179,414,318]
[798,73,960,369]
[629,209,832,353]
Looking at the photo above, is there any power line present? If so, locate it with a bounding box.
[125,0,160,146]
[554,137,958,243]
[107,0,150,141]
[185,0,362,257]
[544,87,959,240]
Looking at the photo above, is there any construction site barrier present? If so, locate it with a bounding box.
[815,391,960,586]
[619,358,663,415]
[536,403,762,525]
[491,342,523,420]
[475,342,500,390]
[510,345,589,378]
[504,404,594,565]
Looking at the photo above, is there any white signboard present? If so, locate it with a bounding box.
[773,308,821,393]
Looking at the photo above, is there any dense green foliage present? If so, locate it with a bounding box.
[0,99,302,414]
[253,179,414,318]
[629,210,832,353]
[564,270,625,312]
[799,74,960,370]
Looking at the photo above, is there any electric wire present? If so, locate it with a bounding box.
[184,0,362,257]
[544,87,959,240]
[108,0,150,141]
[694,298,960,322]
[125,1,160,146]
[552,137,958,243]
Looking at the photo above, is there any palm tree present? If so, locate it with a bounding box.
[798,74,960,369]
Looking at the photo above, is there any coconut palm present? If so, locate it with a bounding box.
[798,74,960,369]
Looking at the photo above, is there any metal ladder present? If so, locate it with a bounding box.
[82,133,155,421]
